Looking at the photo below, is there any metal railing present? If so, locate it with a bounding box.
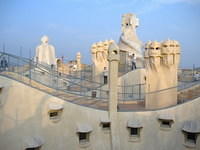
[0,52,110,101]
[0,51,199,106]
[118,83,145,101]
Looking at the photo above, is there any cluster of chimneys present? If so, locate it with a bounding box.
[144,40,180,56]
[91,40,114,54]
[144,40,181,67]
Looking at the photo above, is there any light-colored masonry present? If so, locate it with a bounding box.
[0,77,199,150]
[0,13,199,150]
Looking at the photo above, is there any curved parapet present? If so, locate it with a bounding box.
[0,74,200,150]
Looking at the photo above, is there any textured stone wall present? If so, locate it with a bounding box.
[0,76,199,150]
[144,40,181,109]
[91,40,113,83]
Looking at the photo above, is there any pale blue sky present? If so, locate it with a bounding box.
[0,0,200,68]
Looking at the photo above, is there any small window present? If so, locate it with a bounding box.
[182,120,200,148]
[77,124,92,147]
[48,106,63,122]
[102,122,110,130]
[127,127,141,142]
[158,114,174,130]
[78,132,90,143]
[91,91,97,98]
[187,133,197,144]
[127,120,142,142]
[160,120,172,128]
[130,128,139,137]
[103,75,108,84]
[49,111,58,118]
[184,132,198,147]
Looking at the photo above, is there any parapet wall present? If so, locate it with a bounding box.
[0,76,199,150]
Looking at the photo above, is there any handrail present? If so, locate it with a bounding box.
[0,51,200,103]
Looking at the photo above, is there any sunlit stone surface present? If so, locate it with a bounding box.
[35,36,56,66]
[118,13,143,58]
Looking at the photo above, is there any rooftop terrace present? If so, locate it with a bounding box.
[0,51,200,111]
